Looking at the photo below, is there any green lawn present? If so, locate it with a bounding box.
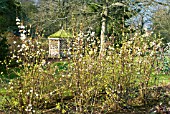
[150,74,170,86]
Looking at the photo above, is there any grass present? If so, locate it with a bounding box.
[149,73,170,87]
[153,74,170,85]
[50,61,68,74]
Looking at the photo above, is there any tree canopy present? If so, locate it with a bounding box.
[152,6,170,44]
[0,0,21,33]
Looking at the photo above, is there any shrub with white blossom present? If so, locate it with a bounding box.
[0,31,167,113]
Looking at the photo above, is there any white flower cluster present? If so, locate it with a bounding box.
[25,104,34,112]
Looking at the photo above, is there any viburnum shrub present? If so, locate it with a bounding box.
[0,31,163,113]
[54,33,162,113]
[0,38,61,113]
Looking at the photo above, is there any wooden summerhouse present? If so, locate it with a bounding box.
[48,29,73,58]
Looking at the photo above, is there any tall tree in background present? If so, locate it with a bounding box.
[19,0,37,23]
[29,0,73,36]
[85,0,138,55]
[0,0,21,33]
[29,0,136,53]
[153,7,170,44]
[98,0,126,55]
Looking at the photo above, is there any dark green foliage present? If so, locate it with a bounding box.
[19,0,38,23]
[0,0,21,33]
[0,36,9,73]
[153,10,170,44]
[86,0,140,47]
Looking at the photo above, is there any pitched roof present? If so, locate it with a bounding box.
[49,29,73,38]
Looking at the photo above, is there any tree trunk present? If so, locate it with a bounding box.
[99,0,108,57]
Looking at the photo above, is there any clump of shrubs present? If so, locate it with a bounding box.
[0,31,164,113]
[57,33,162,113]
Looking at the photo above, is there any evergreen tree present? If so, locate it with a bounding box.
[0,0,21,33]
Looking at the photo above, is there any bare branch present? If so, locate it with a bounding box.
[109,2,126,8]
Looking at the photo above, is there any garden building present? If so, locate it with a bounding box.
[48,29,73,58]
